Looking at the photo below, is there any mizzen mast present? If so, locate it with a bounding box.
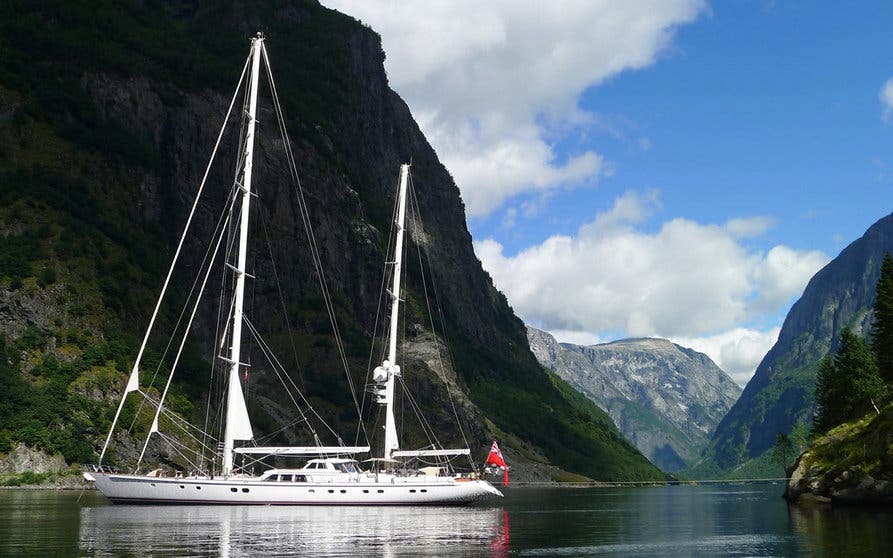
[372,163,410,461]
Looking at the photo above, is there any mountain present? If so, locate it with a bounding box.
[527,327,741,472]
[695,212,893,476]
[0,0,663,482]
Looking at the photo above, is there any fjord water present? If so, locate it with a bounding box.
[2,483,891,557]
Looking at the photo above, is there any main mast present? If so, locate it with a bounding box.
[374,163,410,461]
[221,34,263,476]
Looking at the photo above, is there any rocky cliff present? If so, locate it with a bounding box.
[0,0,662,481]
[527,327,741,472]
[696,212,893,476]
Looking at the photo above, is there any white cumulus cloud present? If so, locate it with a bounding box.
[881,78,893,123]
[549,330,604,347]
[671,327,781,387]
[474,190,829,362]
[322,0,706,216]
[725,216,775,238]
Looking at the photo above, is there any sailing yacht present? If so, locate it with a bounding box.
[84,34,502,505]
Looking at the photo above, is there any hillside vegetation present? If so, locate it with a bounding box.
[0,0,663,481]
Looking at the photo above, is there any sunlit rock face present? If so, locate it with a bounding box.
[528,327,740,472]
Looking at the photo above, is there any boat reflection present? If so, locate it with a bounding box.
[79,503,507,557]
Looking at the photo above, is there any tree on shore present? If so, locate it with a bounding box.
[871,253,893,384]
[771,432,795,475]
[813,330,885,435]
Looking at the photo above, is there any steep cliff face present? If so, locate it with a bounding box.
[0,0,662,481]
[698,213,893,474]
[528,327,740,471]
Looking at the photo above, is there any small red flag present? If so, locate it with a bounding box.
[486,440,507,468]
[485,440,509,486]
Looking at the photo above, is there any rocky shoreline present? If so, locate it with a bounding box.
[783,408,893,506]
[785,454,893,506]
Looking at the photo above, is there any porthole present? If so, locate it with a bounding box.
[340,489,346,494]
[230,487,237,492]
[377,489,384,493]
[196,486,202,490]
[328,489,335,493]
[241,488,249,493]
[409,489,416,493]
[362,489,369,494]
[179,485,185,489]
[420,489,427,493]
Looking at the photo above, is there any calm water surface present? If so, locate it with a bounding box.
[1,483,892,557]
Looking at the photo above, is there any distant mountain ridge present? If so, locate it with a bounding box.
[696,212,893,476]
[527,327,741,472]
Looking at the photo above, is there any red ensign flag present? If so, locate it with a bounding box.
[485,440,509,486]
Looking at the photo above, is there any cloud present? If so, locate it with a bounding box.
[549,330,604,347]
[671,327,781,387]
[752,245,829,312]
[725,216,775,238]
[882,78,893,123]
[322,1,706,216]
[474,190,830,342]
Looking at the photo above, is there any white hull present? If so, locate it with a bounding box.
[85,472,502,505]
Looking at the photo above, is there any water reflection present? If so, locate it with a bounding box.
[5,483,893,557]
[788,502,893,557]
[78,503,506,557]
[0,490,84,556]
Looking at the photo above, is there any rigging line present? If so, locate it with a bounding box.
[385,177,447,456]
[201,235,228,468]
[243,317,342,443]
[265,79,358,414]
[396,376,441,453]
[101,52,252,465]
[257,201,307,393]
[157,432,205,473]
[242,318,319,441]
[354,193,400,446]
[159,413,220,456]
[135,391,220,453]
[398,243,408,452]
[204,177,246,450]
[394,279,443,455]
[261,47,369,446]
[128,180,241,435]
[136,189,237,470]
[255,417,307,444]
[408,174,475,470]
[356,173,404,447]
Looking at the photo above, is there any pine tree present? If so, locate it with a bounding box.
[871,253,893,384]
[813,330,885,434]
[771,432,795,474]
[813,355,837,434]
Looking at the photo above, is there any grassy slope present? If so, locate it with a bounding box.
[789,403,893,498]
[0,0,663,480]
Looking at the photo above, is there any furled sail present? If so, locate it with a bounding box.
[225,368,253,441]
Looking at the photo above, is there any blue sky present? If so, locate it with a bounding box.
[325,1,893,385]
[473,1,893,256]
